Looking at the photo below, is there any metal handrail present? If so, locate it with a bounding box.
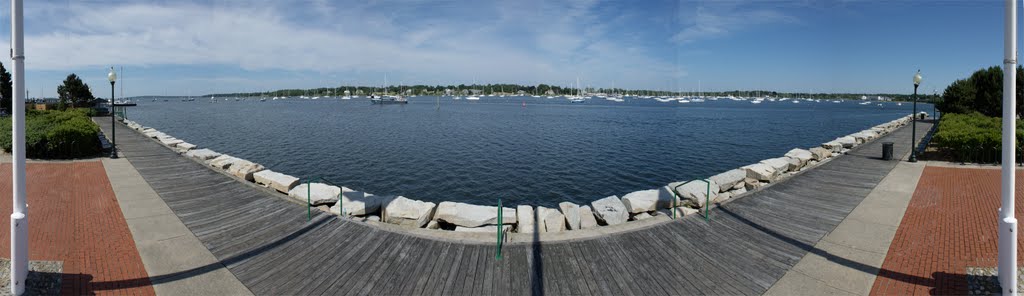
[303,176,345,222]
[671,179,712,221]
[496,198,503,260]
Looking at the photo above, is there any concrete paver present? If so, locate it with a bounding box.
[869,165,1024,295]
[103,158,253,296]
[766,160,926,295]
[0,161,155,295]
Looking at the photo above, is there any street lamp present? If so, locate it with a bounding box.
[108,67,117,159]
[909,70,922,162]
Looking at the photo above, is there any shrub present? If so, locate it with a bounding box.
[932,112,1024,163]
[0,108,101,158]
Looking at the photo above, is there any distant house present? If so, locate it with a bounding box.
[545,90,555,95]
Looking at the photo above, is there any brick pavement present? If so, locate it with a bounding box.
[0,161,154,296]
[870,166,1024,295]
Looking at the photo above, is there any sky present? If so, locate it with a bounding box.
[0,0,1013,97]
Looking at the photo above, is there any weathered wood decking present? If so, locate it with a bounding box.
[98,119,933,295]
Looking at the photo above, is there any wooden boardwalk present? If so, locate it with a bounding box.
[98,119,933,295]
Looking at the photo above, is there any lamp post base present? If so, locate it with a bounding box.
[999,216,1018,294]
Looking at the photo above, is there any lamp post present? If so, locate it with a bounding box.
[108,67,117,159]
[909,70,921,163]
[999,0,1018,293]
[9,0,27,294]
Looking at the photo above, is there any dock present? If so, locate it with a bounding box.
[95,118,933,295]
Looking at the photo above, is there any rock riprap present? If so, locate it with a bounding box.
[621,189,674,213]
[253,170,300,193]
[558,202,582,230]
[591,195,628,226]
[537,206,566,232]
[382,196,436,228]
[433,202,516,227]
[288,182,341,206]
[516,205,535,233]
[185,148,221,161]
[123,114,913,236]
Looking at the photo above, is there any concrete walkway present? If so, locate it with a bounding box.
[103,158,252,296]
[765,160,926,295]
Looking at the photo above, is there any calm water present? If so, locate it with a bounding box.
[127,96,929,207]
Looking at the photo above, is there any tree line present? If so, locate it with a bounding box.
[938,66,1024,117]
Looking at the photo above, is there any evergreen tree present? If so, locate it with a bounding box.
[0,62,11,113]
[56,73,95,108]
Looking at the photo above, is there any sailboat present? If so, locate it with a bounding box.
[370,75,408,104]
[568,77,585,103]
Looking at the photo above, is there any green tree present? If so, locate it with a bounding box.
[938,78,975,115]
[0,62,10,113]
[56,73,95,109]
[970,66,1003,117]
[938,66,1024,117]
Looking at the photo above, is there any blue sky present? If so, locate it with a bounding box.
[0,0,1013,97]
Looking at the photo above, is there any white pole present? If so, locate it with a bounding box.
[1001,0,1019,294]
[9,0,26,294]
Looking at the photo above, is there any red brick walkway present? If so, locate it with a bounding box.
[870,166,1024,295]
[0,161,154,296]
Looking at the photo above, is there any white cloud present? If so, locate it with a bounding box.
[672,6,797,44]
[0,0,684,93]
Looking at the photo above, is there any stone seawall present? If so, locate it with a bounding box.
[121,114,916,240]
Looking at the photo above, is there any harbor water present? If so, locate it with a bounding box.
[128,96,928,207]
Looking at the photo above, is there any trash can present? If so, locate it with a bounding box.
[882,142,894,160]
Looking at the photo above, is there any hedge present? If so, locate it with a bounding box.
[932,112,1024,163]
[0,108,101,158]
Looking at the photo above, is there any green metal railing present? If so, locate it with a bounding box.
[496,198,503,260]
[671,179,712,221]
[303,177,345,222]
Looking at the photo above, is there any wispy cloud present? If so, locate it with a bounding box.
[0,0,700,93]
[671,5,797,44]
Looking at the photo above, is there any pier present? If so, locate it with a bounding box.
[81,118,933,295]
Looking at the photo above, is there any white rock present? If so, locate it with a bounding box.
[784,156,802,171]
[207,155,239,169]
[334,188,392,216]
[670,179,721,208]
[579,205,598,229]
[809,147,832,161]
[433,202,516,227]
[836,136,857,148]
[364,215,381,222]
[454,225,512,233]
[382,196,436,228]
[660,207,700,218]
[784,148,814,167]
[426,220,440,229]
[289,182,341,206]
[729,187,748,197]
[158,136,184,147]
[822,141,844,153]
[252,170,299,193]
[185,148,221,161]
[709,169,745,193]
[558,202,581,230]
[516,205,535,233]
[590,195,629,226]
[742,163,777,182]
[632,212,653,221]
[760,157,791,175]
[175,142,197,152]
[537,206,566,232]
[226,159,264,181]
[621,189,674,213]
